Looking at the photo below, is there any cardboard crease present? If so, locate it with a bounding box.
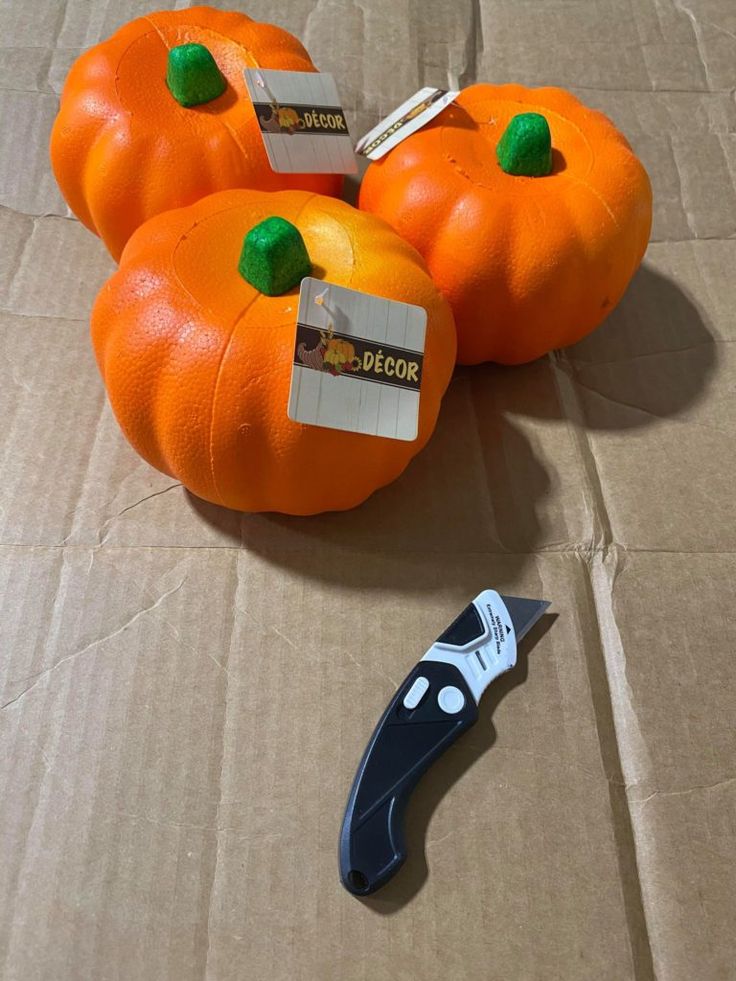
[2,1,735,979]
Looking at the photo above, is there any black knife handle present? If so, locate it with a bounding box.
[339,659,478,895]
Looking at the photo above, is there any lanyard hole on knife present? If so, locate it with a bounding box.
[347,869,369,893]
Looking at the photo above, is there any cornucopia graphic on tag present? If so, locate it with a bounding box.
[298,320,362,377]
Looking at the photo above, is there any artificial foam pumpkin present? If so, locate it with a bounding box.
[50,6,342,261]
[91,189,456,514]
[359,84,652,365]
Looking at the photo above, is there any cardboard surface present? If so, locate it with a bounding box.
[1,1,735,978]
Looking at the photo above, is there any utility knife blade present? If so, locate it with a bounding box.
[339,589,549,896]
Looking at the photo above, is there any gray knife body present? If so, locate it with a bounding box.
[339,589,549,895]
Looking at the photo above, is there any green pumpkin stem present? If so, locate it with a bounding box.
[238,217,312,296]
[496,113,552,177]
[166,43,226,108]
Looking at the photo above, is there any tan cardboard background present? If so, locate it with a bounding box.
[1,1,735,979]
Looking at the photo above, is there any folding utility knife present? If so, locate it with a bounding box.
[339,590,549,896]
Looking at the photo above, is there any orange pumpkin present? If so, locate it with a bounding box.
[359,84,652,365]
[91,190,456,514]
[50,7,342,261]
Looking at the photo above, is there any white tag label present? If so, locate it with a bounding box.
[355,87,459,160]
[244,69,357,174]
[287,277,427,441]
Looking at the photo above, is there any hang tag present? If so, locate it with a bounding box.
[244,68,357,174]
[288,278,427,441]
[355,87,459,160]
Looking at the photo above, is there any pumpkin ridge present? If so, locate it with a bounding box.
[142,14,171,51]
[206,290,262,505]
[306,198,357,282]
[216,113,250,169]
[112,29,157,113]
[561,172,620,230]
[94,279,172,477]
[82,117,139,245]
[205,191,319,503]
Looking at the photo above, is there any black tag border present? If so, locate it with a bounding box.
[293,322,424,393]
[253,102,351,138]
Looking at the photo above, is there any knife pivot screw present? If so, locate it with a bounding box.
[437,686,465,714]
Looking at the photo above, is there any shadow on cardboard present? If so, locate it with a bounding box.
[190,262,715,580]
